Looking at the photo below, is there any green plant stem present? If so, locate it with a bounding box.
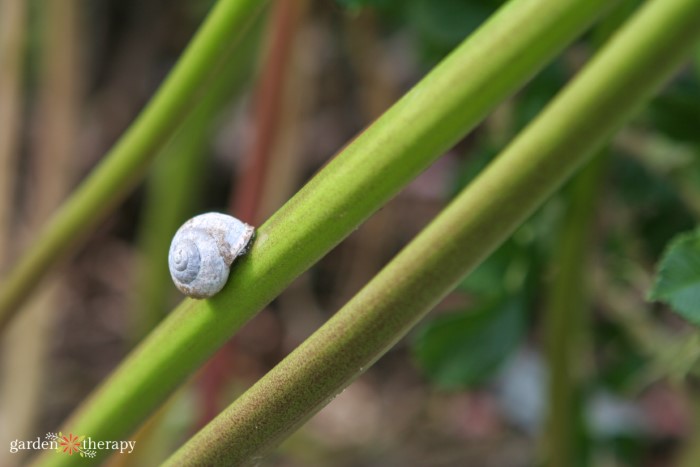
[0,0,267,331]
[542,3,638,464]
[161,0,700,464]
[676,387,700,467]
[30,1,615,466]
[543,153,606,467]
[134,115,210,339]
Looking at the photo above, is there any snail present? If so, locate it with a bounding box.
[168,212,255,298]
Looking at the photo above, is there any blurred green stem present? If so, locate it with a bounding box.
[163,0,700,463]
[676,386,700,467]
[543,153,606,467]
[0,0,267,331]
[134,118,209,339]
[542,2,638,464]
[134,19,262,341]
[31,1,616,465]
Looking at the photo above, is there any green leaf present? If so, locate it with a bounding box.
[514,60,568,131]
[412,299,525,389]
[459,239,527,298]
[407,0,495,47]
[595,319,648,392]
[649,228,700,324]
[335,0,505,63]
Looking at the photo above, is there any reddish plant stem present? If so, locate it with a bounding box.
[229,0,303,223]
[199,0,309,428]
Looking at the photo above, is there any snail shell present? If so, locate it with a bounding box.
[168,212,255,298]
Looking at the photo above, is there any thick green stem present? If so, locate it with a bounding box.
[31,1,615,465]
[0,0,267,330]
[162,0,700,464]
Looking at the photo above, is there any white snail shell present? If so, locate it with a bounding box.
[168,212,255,299]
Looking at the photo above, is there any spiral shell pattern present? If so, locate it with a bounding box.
[168,213,255,298]
[170,239,201,284]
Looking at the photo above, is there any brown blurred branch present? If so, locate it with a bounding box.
[0,2,81,465]
[0,0,26,272]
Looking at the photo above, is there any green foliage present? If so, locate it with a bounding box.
[650,76,700,146]
[335,0,390,9]
[404,0,499,57]
[605,436,650,467]
[612,155,695,256]
[337,0,504,62]
[514,60,568,131]
[459,242,523,298]
[412,299,525,389]
[649,228,700,324]
[596,320,648,392]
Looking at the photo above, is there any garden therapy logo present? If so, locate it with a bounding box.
[8,432,135,458]
[47,432,95,458]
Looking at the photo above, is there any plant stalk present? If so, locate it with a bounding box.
[541,2,638,463]
[162,0,700,463]
[543,153,606,467]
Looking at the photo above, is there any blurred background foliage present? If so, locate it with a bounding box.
[1,0,700,465]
